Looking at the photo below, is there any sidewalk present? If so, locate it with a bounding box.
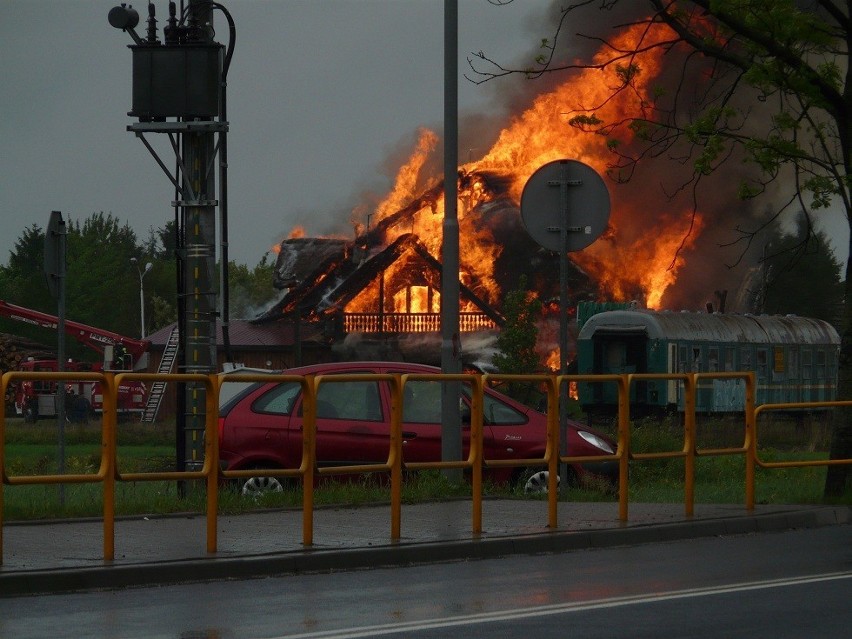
[1,500,849,596]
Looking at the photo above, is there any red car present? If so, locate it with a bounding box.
[217,361,617,496]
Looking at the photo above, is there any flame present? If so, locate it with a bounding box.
[376,20,702,308]
[302,24,702,313]
[374,128,439,223]
[575,212,704,309]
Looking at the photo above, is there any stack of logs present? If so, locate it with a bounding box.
[1,332,54,410]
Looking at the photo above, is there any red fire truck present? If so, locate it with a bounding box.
[0,300,150,421]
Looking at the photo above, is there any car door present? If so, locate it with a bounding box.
[397,379,445,463]
[223,381,300,468]
[396,379,495,463]
[291,376,388,467]
[478,389,538,462]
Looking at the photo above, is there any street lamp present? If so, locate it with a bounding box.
[130,257,153,338]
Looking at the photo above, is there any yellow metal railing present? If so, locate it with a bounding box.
[754,400,852,471]
[216,373,314,543]
[2,369,851,566]
[398,373,485,535]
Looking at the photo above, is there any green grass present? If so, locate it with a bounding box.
[621,414,851,505]
[1,414,850,521]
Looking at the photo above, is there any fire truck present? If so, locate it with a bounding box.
[0,300,150,421]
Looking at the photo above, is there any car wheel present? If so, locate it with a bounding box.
[520,469,560,495]
[240,475,285,497]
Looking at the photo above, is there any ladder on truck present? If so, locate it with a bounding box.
[141,326,179,423]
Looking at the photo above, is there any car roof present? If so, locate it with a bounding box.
[276,361,442,375]
[217,362,445,412]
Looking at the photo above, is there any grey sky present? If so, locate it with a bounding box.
[2,0,847,283]
[1,0,553,268]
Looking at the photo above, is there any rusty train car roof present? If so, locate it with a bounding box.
[578,309,840,346]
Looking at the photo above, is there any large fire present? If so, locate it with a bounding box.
[291,21,703,317]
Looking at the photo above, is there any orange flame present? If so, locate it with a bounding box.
[351,20,699,312]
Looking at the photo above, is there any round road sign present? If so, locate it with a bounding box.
[520,159,610,253]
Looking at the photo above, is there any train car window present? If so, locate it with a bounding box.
[678,345,687,373]
[816,349,827,380]
[740,348,752,370]
[724,348,734,372]
[756,349,768,381]
[691,346,702,372]
[773,347,785,375]
[828,348,838,380]
[789,348,799,379]
[802,349,812,379]
[708,347,719,373]
[605,342,625,371]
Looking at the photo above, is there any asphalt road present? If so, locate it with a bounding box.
[1,525,849,638]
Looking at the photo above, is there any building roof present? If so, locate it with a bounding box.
[145,319,325,349]
[255,233,503,326]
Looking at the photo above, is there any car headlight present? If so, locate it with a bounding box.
[578,430,615,454]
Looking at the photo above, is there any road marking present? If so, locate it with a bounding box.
[276,571,852,639]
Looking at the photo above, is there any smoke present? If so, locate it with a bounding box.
[333,330,500,370]
[314,1,784,314]
[486,2,783,311]
[228,286,287,321]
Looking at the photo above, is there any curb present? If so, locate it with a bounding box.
[1,505,848,597]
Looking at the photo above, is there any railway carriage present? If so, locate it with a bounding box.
[576,309,840,414]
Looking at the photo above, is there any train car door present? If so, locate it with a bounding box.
[591,331,648,405]
[667,343,678,407]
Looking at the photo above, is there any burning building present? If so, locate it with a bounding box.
[256,202,597,366]
[252,16,764,369]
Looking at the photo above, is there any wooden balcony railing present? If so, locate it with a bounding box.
[343,312,497,333]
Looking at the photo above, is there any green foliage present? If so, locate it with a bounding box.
[568,114,603,129]
[760,214,843,324]
[2,415,847,521]
[0,225,51,309]
[515,1,852,227]
[0,213,274,357]
[614,62,639,86]
[66,213,141,341]
[225,253,279,320]
[496,0,852,495]
[150,294,177,332]
[492,276,543,376]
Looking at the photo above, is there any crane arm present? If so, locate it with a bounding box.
[0,299,150,358]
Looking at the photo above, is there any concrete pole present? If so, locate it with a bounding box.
[441,0,462,479]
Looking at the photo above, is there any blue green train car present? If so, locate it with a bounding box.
[576,309,840,413]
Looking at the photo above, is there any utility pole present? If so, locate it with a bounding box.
[109,1,233,477]
[441,0,462,481]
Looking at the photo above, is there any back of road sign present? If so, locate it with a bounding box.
[520,159,610,253]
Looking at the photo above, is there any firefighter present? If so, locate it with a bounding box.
[113,343,127,370]
[24,394,39,423]
[71,392,90,424]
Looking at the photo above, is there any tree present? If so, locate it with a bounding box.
[492,276,544,404]
[225,254,278,320]
[0,225,52,346]
[760,214,843,324]
[66,212,140,340]
[469,1,852,495]
[0,214,170,360]
[1,225,51,308]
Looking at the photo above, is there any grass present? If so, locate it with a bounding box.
[1,413,850,521]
